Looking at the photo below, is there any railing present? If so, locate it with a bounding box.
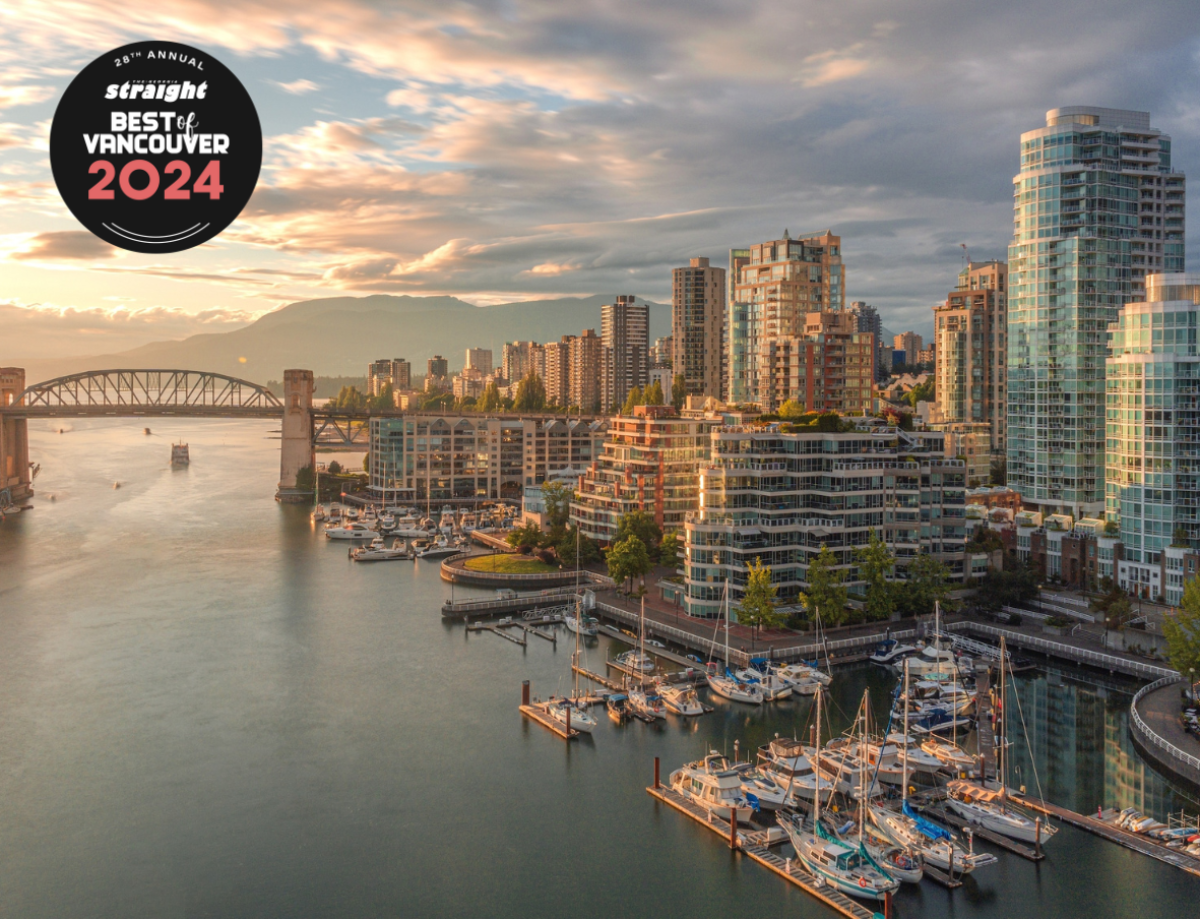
[1130,676,1200,780]
[442,586,585,612]
[956,621,1180,681]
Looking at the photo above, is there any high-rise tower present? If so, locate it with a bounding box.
[600,296,649,409]
[1007,107,1185,516]
[671,257,726,400]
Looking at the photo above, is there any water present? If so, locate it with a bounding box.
[1,418,1197,918]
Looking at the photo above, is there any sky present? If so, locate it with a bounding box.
[1,0,1199,360]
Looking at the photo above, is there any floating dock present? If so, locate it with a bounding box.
[518,680,578,740]
[1015,797,1200,878]
[647,780,883,919]
[920,803,1044,861]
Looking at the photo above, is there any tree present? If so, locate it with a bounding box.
[739,558,786,638]
[671,373,687,410]
[557,525,601,568]
[371,382,394,411]
[645,380,665,405]
[897,552,951,616]
[622,385,644,415]
[989,456,1007,486]
[332,385,368,412]
[1163,577,1200,678]
[905,378,935,408]
[607,534,651,595]
[362,453,370,472]
[514,372,546,412]
[1091,580,1134,629]
[327,460,343,475]
[540,480,574,531]
[477,382,502,412]
[616,510,663,562]
[295,465,315,491]
[854,529,895,621]
[658,529,681,571]
[778,399,806,420]
[801,544,848,626]
[505,520,545,552]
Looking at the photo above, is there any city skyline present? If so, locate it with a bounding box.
[2,0,1200,361]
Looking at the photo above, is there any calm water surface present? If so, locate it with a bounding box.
[1,419,1197,918]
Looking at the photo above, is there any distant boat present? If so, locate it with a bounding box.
[171,442,189,465]
[143,427,152,436]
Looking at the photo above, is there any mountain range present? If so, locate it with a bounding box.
[12,294,671,385]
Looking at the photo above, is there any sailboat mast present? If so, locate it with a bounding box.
[724,579,730,670]
[902,657,910,806]
[814,686,822,826]
[640,596,646,687]
[860,688,867,846]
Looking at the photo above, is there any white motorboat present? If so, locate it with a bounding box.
[756,737,833,801]
[311,505,327,522]
[616,650,656,673]
[774,661,831,689]
[324,522,377,540]
[416,541,461,560]
[854,736,942,784]
[869,638,918,667]
[669,754,756,825]
[894,678,977,717]
[734,662,794,701]
[628,685,666,720]
[438,506,456,536]
[659,683,705,716]
[699,756,792,811]
[920,737,977,773]
[378,512,396,530]
[819,741,882,800]
[859,829,924,884]
[908,707,975,737]
[945,780,1057,844]
[565,613,599,637]
[777,814,900,901]
[350,537,411,561]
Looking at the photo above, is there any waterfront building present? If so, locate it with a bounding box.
[682,422,968,619]
[543,336,573,407]
[1105,273,1200,598]
[1008,106,1186,517]
[672,257,726,401]
[369,413,607,504]
[762,310,875,414]
[367,358,411,396]
[569,329,604,413]
[570,405,717,544]
[728,231,844,407]
[601,296,649,410]
[934,260,1008,462]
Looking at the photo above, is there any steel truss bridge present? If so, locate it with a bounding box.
[9,370,284,417]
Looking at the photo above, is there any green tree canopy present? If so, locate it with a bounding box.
[477,382,502,412]
[331,385,369,412]
[1163,577,1200,678]
[645,380,665,405]
[607,534,651,594]
[505,520,546,551]
[514,372,546,412]
[540,480,574,530]
[739,558,786,636]
[671,374,687,410]
[801,544,848,626]
[557,525,601,569]
[854,529,895,621]
[658,529,681,571]
[622,385,644,414]
[896,552,951,616]
[616,510,663,561]
[905,378,935,408]
[778,399,806,420]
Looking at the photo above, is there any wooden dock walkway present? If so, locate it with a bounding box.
[519,703,579,740]
[646,784,881,919]
[1015,796,1200,878]
[521,624,557,643]
[573,664,624,692]
[468,624,527,646]
[975,667,994,781]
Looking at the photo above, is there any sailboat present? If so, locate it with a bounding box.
[734,659,793,701]
[628,597,666,720]
[564,527,599,636]
[868,659,999,874]
[944,638,1058,844]
[707,582,763,705]
[777,686,900,901]
[540,594,598,734]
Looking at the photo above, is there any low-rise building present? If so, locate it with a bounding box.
[570,405,717,544]
[682,422,969,619]
[369,413,606,505]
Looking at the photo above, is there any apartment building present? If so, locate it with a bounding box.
[762,311,875,414]
[367,358,411,396]
[682,423,968,619]
[570,405,717,544]
[672,257,726,400]
[601,296,649,409]
[569,329,604,413]
[369,413,607,505]
[465,348,493,375]
[543,336,573,407]
[502,341,545,385]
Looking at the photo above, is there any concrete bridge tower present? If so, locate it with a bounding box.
[276,369,314,503]
[0,368,32,508]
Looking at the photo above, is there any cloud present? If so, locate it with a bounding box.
[11,231,119,262]
[0,85,55,109]
[270,78,320,95]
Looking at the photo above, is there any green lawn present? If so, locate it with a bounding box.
[463,554,560,574]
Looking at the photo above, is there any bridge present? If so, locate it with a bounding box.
[1,367,369,505]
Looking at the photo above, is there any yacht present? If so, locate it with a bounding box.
[895,679,977,717]
[324,521,376,540]
[734,662,794,701]
[920,737,977,773]
[459,511,478,533]
[819,740,883,799]
[416,540,461,560]
[311,505,327,522]
[606,693,630,724]
[565,613,599,637]
[701,755,791,810]
[868,802,997,874]
[774,661,831,689]
[616,650,656,673]
[350,537,411,561]
[539,697,597,734]
[669,755,756,825]
[659,683,705,716]
[628,684,666,720]
[908,708,974,737]
[869,637,918,667]
[777,812,900,901]
[945,780,1058,844]
[756,737,833,801]
[378,512,396,530]
[438,507,456,536]
[853,735,944,784]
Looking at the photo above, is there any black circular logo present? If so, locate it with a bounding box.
[49,41,262,254]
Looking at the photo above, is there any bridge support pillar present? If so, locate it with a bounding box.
[0,368,32,509]
[276,369,314,504]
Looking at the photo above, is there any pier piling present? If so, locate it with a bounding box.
[522,680,530,706]
[654,757,660,789]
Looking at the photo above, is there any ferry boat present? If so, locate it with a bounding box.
[171,442,189,465]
